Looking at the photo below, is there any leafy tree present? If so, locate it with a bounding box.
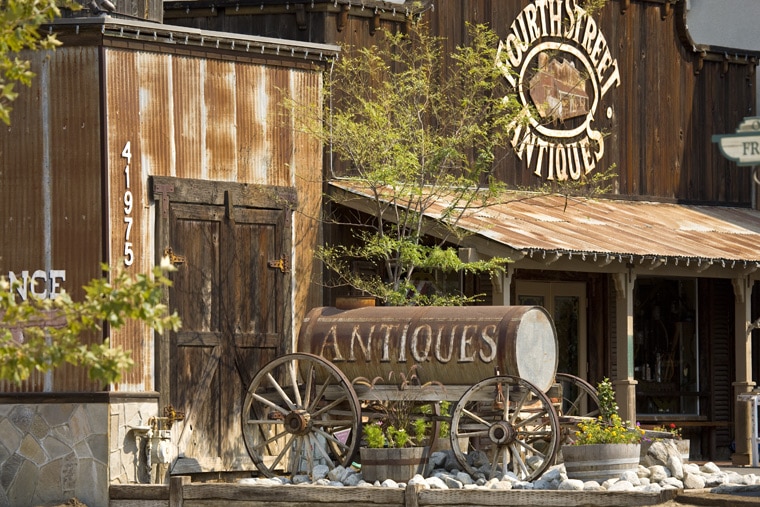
[303,22,519,306]
[0,263,181,385]
[0,0,76,124]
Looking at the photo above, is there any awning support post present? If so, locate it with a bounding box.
[613,270,637,424]
[732,276,756,466]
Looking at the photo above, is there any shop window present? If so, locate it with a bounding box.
[634,278,699,416]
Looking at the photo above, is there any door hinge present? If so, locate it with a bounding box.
[163,246,186,266]
[268,255,290,273]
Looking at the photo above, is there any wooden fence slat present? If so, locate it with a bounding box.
[182,484,405,503]
[170,476,191,507]
[417,489,678,507]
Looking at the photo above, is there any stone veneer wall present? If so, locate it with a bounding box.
[0,393,159,507]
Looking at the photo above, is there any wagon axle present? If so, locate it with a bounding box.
[488,421,516,446]
[284,410,311,435]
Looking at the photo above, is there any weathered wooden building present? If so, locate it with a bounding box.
[163,0,760,466]
[0,6,338,505]
[2,0,760,505]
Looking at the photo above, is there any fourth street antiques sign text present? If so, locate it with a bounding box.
[497,0,620,181]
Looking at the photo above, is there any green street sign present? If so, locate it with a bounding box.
[713,117,760,166]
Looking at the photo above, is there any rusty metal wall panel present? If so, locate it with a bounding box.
[172,56,203,180]
[0,46,103,393]
[105,49,154,392]
[235,63,269,184]
[204,59,239,182]
[103,48,327,391]
[290,68,324,337]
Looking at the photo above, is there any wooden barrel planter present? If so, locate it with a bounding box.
[360,447,429,483]
[562,443,640,482]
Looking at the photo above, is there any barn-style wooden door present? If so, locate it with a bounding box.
[151,177,295,473]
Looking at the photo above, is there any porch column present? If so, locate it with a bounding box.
[492,264,512,306]
[732,276,755,466]
[613,271,637,423]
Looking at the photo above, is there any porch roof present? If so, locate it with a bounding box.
[329,181,760,271]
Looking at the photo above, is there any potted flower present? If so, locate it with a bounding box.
[356,366,440,482]
[561,378,645,482]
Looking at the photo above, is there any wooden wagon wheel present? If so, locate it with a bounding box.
[449,375,560,482]
[242,353,361,477]
[554,373,600,445]
[555,373,600,418]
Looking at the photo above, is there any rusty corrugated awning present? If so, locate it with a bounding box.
[329,181,760,269]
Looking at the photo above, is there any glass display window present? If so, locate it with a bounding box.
[634,277,699,416]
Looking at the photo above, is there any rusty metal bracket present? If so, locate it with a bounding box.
[153,183,175,217]
[163,246,186,266]
[268,255,290,273]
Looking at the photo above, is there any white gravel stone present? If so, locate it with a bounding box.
[701,461,721,474]
[620,470,641,486]
[292,474,311,485]
[488,479,512,490]
[328,465,346,482]
[425,476,449,489]
[344,473,362,486]
[667,455,684,480]
[649,465,670,482]
[443,476,463,489]
[583,481,604,491]
[512,481,534,490]
[639,482,662,493]
[312,464,330,480]
[381,479,399,488]
[558,479,584,491]
[661,477,684,489]
[705,472,730,487]
[683,472,706,490]
[608,480,634,492]
[408,474,428,487]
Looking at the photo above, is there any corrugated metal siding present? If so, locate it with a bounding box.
[165,0,756,204]
[333,183,760,265]
[104,47,326,391]
[291,68,324,338]
[0,46,103,393]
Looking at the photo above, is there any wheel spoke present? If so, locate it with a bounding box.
[312,394,348,419]
[303,363,315,408]
[314,426,351,453]
[269,432,297,472]
[289,361,303,407]
[509,389,530,423]
[266,372,296,411]
[309,433,336,468]
[251,427,290,451]
[252,392,290,417]
[510,442,531,479]
[308,374,334,413]
[461,407,493,428]
[513,410,546,429]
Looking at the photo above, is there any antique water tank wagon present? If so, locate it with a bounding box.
[242,306,599,482]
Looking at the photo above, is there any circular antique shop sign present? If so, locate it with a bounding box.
[497,0,620,181]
